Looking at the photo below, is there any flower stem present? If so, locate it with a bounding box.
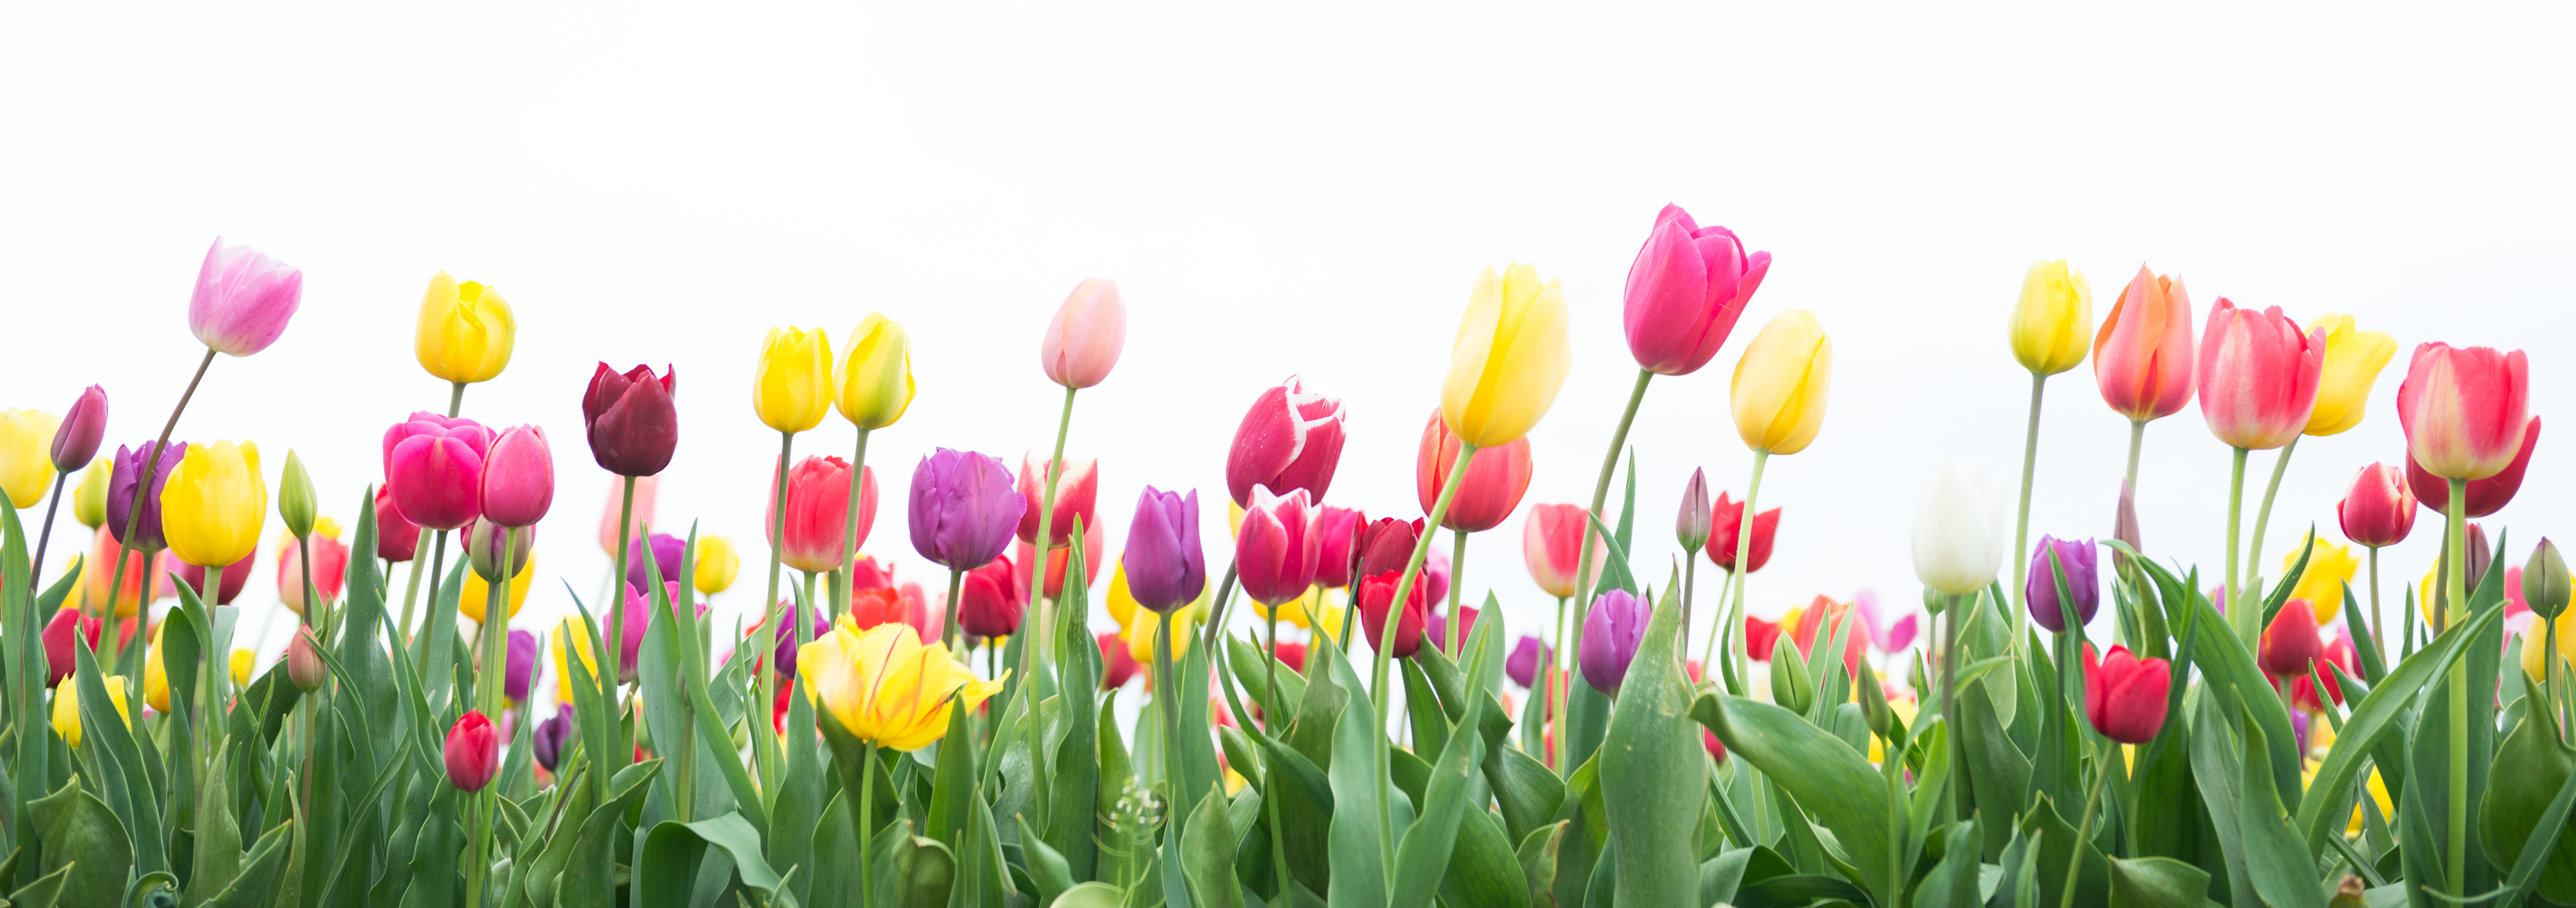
[1026,386,1080,677]
[835,426,874,622]
[1727,449,1774,698]
[756,430,796,794]
[1942,593,1963,824]
[29,472,66,596]
[1447,528,1468,655]
[413,530,451,687]
[858,741,878,908]
[2011,372,2047,647]
[1550,592,1569,767]
[1680,554,1699,662]
[1371,440,1475,879]
[1569,369,1654,675]
[1155,616,1185,851]
[2058,740,2114,908]
[2367,545,2383,666]
[102,347,218,650]
[2225,446,2250,648]
[942,568,966,653]
[466,527,515,908]
[2245,437,2300,610]
[397,530,433,648]
[604,475,637,706]
[2445,476,2469,897]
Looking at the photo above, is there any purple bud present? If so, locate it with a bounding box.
[51,385,107,471]
[106,440,187,551]
[1505,635,1548,689]
[1579,590,1650,695]
[2025,536,2099,632]
[504,630,538,703]
[532,712,574,771]
[1675,468,1712,554]
[1120,486,1207,613]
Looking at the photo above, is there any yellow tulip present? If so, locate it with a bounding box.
[1730,310,1835,456]
[754,326,835,434]
[460,553,536,623]
[1254,584,1315,630]
[51,676,130,749]
[1106,561,1140,632]
[2008,259,2092,376]
[1438,264,1572,449]
[695,536,741,595]
[837,314,916,431]
[2302,313,2397,437]
[2279,540,2360,622]
[554,616,602,703]
[0,409,61,508]
[144,630,169,712]
[73,457,110,529]
[2519,612,2576,684]
[416,273,518,384]
[797,621,1006,752]
[1310,587,1350,641]
[162,441,266,569]
[1125,595,1205,666]
[230,648,255,687]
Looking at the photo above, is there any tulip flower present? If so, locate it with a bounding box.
[1098,632,1140,689]
[1313,505,1365,589]
[444,712,501,791]
[2290,628,2357,712]
[1016,456,1099,549]
[1675,468,1712,556]
[907,449,1025,573]
[2398,342,2531,482]
[162,441,265,569]
[2092,266,2197,422]
[797,621,1007,751]
[464,517,535,585]
[1506,635,1548,689]
[2025,536,2099,632]
[458,533,533,623]
[617,532,684,595]
[1415,410,1533,533]
[2082,645,2171,744]
[493,628,538,702]
[170,554,252,605]
[1347,517,1445,606]
[2338,464,2417,548]
[851,572,937,642]
[1273,642,1310,675]
[277,533,349,615]
[1623,204,1769,376]
[51,676,131,749]
[583,363,678,477]
[1237,487,1320,606]
[1730,310,1835,456]
[1441,264,1573,449]
[1522,504,1594,600]
[104,441,187,552]
[1121,486,1206,613]
[1579,589,1650,694]
[695,535,740,596]
[385,414,496,532]
[1356,569,1427,659]
[416,273,515,384]
[42,608,100,685]
[0,409,59,509]
[190,239,303,357]
[768,456,876,574]
[73,459,109,530]
[1913,459,2009,597]
[753,326,835,434]
[596,474,658,554]
[957,557,1025,639]
[1225,376,1349,506]
[1789,595,1873,678]
[1707,493,1780,573]
[1427,605,1478,655]
[2259,598,2326,678]
[478,426,554,529]
[2298,314,2399,437]
[749,602,830,678]
[1041,278,1128,389]
[50,386,105,474]
[552,617,605,702]
[1014,517,1103,600]
[533,712,573,771]
[2409,416,2539,519]
[1743,616,1784,662]
[79,527,147,616]
[2197,297,2327,451]
[2009,259,2094,376]
[2277,540,2360,623]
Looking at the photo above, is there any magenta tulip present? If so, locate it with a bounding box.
[1313,505,1365,589]
[1237,487,1321,605]
[385,414,495,531]
[375,484,423,562]
[50,385,106,471]
[106,440,187,551]
[1225,375,1348,507]
[1622,204,1769,376]
[478,425,554,529]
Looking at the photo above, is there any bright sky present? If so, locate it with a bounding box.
[3,4,2569,671]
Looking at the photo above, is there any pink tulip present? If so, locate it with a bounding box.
[444,712,500,792]
[597,474,660,554]
[1016,456,1099,550]
[385,413,495,531]
[277,534,351,614]
[2195,298,2324,451]
[1415,409,1532,533]
[1225,375,1349,507]
[1040,277,1127,389]
[2092,266,2197,423]
[172,556,252,605]
[2338,462,2417,548]
[2398,342,2532,481]
[1013,515,1103,599]
[478,426,555,528]
[1237,487,1321,606]
[1521,504,1594,600]
[1622,204,1769,376]
[1313,505,1365,589]
[188,238,303,357]
[2409,416,2540,519]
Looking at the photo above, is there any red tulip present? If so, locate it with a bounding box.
[42,608,100,685]
[1702,728,1728,763]
[1016,456,1099,549]
[957,556,1025,639]
[478,425,555,529]
[444,711,501,792]
[2083,644,2171,744]
[383,413,494,531]
[1622,204,1768,377]
[1743,615,1783,662]
[375,484,422,562]
[1098,632,1140,689]
[1013,516,1104,600]
[1706,492,1780,573]
[1273,642,1308,675]
[1237,487,1321,606]
[1521,504,1596,600]
[1351,517,1436,601]
[1356,569,1427,659]
[767,456,877,574]
[2259,598,2325,678]
[2092,266,2197,423]
[2409,415,2539,519]
[2195,298,2324,451]
[2398,342,2531,481]
[287,626,327,693]
[1415,410,1532,533]
[172,556,252,606]
[1225,375,1349,507]
[1313,505,1365,589]
[2290,627,2356,711]
[2337,462,2417,548]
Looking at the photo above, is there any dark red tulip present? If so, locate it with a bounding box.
[957,556,1026,638]
[582,363,678,477]
[375,484,423,561]
[2291,627,2355,712]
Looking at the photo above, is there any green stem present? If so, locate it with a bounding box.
[1371,440,1476,879]
[1551,593,1569,767]
[756,430,796,795]
[1680,555,1698,663]
[2122,420,2145,510]
[836,426,874,624]
[942,568,966,653]
[2225,447,2250,648]
[1568,369,1654,675]
[2058,741,2114,908]
[1727,450,1774,699]
[467,527,515,908]
[413,531,451,687]
[1025,386,1080,678]
[1155,616,1185,851]
[2445,477,2468,897]
[2367,546,2383,667]
[28,472,65,596]
[858,742,877,908]
[1263,606,1292,891]
[1700,569,1735,675]
[603,475,637,707]
[397,530,432,650]
[103,347,218,654]
[1942,593,1963,824]
[2245,437,2300,612]
[1447,528,1468,656]
[2012,372,2047,647]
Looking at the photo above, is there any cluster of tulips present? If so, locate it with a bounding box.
[0,199,2557,908]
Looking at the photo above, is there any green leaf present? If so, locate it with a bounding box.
[1183,783,1245,908]
[1319,632,1389,908]
[31,775,131,906]
[1388,610,1500,908]
[2233,709,2325,908]
[638,811,801,908]
[1015,813,1074,906]
[2182,591,2304,802]
[1436,807,1528,908]
[2106,855,2213,908]
[556,758,662,908]
[1054,881,1126,908]
[1512,821,1563,908]
[925,702,979,854]
[1482,746,1563,845]
[1603,578,1714,907]
[767,650,824,906]
[1048,535,1103,882]
[2479,709,2576,903]
[2296,598,2503,854]
[1692,693,1894,902]
[70,635,164,879]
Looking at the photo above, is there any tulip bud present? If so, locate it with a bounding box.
[2082,644,2171,744]
[1707,492,1780,574]
[1768,638,1814,714]
[465,519,536,585]
[957,557,1026,639]
[1623,204,1768,376]
[2398,342,2531,482]
[172,555,252,605]
[2009,259,2093,376]
[2466,523,2494,594]
[1675,468,1712,556]
[51,675,131,749]
[1313,506,1365,590]
[42,608,101,686]
[2527,540,2571,619]
[835,313,917,430]
[1120,486,1207,614]
[278,449,317,539]
[287,627,326,692]
[415,273,515,384]
[626,533,686,595]
[2259,599,2324,678]
[1521,504,1594,599]
[532,712,574,772]
[0,410,58,510]
[1579,590,1650,695]
[1506,635,1548,689]
[1912,458,2008,596]
[1225,376,1348,507]
[444,712,501,792]
[478,425,554,529]
[1041,278,1128,390]
[373,484,422,563]
[190,239,304,357]
[2409,416,2540,520]
[753,326,835,434]
[583,363,679,477]
[1356,569,1427,659]
[2024,536,2100,632]
[503,629,538,702]
[51,386,107,473]
[1236,487,1321,607]
[1730,309,1835,456]
[694,535,741,596]
[73,458,109,530]
[2111,480,2143,575]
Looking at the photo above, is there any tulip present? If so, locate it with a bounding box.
[162,441,265,569]
[2290,628,2357,712]
[836,313,917,430]
[2339,463,2417,548]
[610,533,682,595]
[2409,416,2540,519]
[221,647,249,687]
[753,326,835,434]
[1579,590,1650,694]
[552,617,605,701]
[2398,342,2531,481]
[533,712,574,771]
[2025,536,2099,632]
[50,386,105,473]
[1415,410,1533,533]
[51,676,131,749]
[1016,456,1099,549]
[73,459,109,530]
[2009,259,2094,376]
[79,527,149,616]
[1013,517,1103,600]
[1706,493,1780,573]
[851,574,932,641]
[277,534,350,614]
[1623,204,1769,376]
[1314,505,1365,589]
[1355,569,1427,659]
[1122,598,1203,665]
[170,554,252,605]
[768,456,875,575]
[1730,310,1835,456]
[1675,469,1712,555]
[597,474,658,554]
[1098,632,1140,689]
[444,712,501,791]
[385,414,495,532]
[1352,517,1423,583]
[0,409,59,509]
[1506,635,1548,689]
[284,626,326,692]
[750,602,830,678]
[2278,540,2360,623]
[105,441,187,551]
[1225,376,1349,506]
[908,449,1025,572]
[496,629,538,702]
[464,518,535,585]
[797,621,1007,751]
[2082,645,2171,744]
[1237,487,1321,607]
[478,426,553,529]
[1427,605,1478,655]
[957,557,1026,639]
[1121,486,1206,613]
[1743,616,1784,662]
[1441,264,1573,449]
[583,363,678,477]
[2299,314,2398,437]
[1041,278,1128,389]
[2197,298,2326,451]
[42,608,101,685]
[1522,504,1595,600]
[694,535,741,595]
[2259,598,2325,678]
[1789,595,1872,678]
[2092,266,2197,422]
[190,239,303,357]
[458,533,534,623]
[2529,540,2571,620]
[1884,613,1920,653]
[1913,459,2009,596]
[611,581,699,679]
[415,273,515,384]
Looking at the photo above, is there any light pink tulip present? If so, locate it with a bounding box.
[189,238,304,357]
[1041,278,1127,389]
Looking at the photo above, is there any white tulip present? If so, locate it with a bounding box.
[1913,457,2009,596]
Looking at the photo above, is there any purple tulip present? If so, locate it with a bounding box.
[1506,635,1548,689]
[764,601,830,678]
[532,712,573,771]
[1121,486,1206,613]
[2025,536,2099,632]
[188,238,304,357]
[1579,589,1650,695]
[504,630,538,703]
[106,440,187,551]
[619,580,704,683]
[626,533,686,592]
[479,425,555,529]
[907,448,1025,572]
[50,385,106,471]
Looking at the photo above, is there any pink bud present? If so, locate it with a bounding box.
[444,711,500,792]
[1040,278,1127,389]
[478,425,555,529]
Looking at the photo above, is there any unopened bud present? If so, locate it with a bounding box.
[2526,539,2571,619]
[278,450,316,539]
[1675,468,1712,555]
[287,627,326,692]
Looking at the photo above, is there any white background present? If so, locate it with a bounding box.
[3,4,2569,680]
